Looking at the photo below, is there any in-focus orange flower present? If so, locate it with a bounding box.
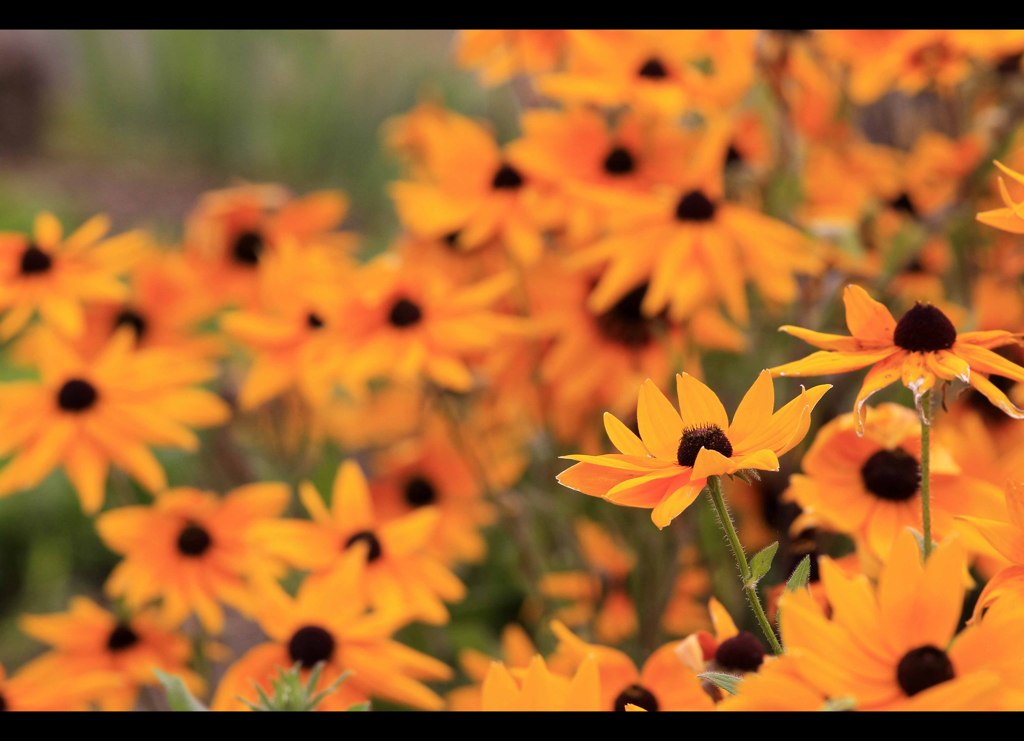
[18,597,202,711]
[0,329,230,512]
[786,403,1005,560]
[0,212,143,340]
[771,284,1024,430]
[253,460,466,625]
[97,483,289,633]
[557,371,829,528]
[212,560,451,711]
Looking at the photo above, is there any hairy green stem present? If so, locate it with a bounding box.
[706,476,783,654]
[920,390,934,559]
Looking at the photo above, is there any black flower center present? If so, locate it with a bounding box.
[677,425,733,468]
[715,631,766,672]
[443,230,461,249]
[177,522,213,557]
[345,530,383,562]
[403,476,437,508]
[492,163,524,190]
[231,230,264,266]
[106,622,140,652]
[888,192,919,218]
[19,243,52,275]
[725,144,744,166]
[602,146,636,176]
[637,57,669,79]
[594,283,656,348]
[860,448,920,502]
[896,645,955,697]
[613,683,659,712]
[997,51,1023,75]
[287,625,336,668]
[892,303,957,352]
[388,297,422,328]
[675,190,717,222]
[57,378,99,413]
[114,309,147,341]
[306,312,324,329]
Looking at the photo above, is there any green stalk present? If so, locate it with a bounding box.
[706,476,783,654]
[920,390,934,559]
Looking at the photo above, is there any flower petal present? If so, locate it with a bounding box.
[676,372,729,431]
[843,284,896,344]
[603,412,648,457]
[637,378,683,460]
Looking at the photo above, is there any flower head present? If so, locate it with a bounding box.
[557,371,829,528]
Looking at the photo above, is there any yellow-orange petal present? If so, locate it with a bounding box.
[843,284,896,343]
[676,372,729,431]
[637,379,683,460]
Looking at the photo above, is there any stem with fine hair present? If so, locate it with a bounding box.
[920,390,934,559]
[705,475,783,654]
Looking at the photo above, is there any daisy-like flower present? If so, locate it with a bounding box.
[786,403,1005,561]
[389,108,558,264]
[977,161,1024,234]
[0,660,115,711]
[550,620,713,711]
[576,137,825,325]
[481,654,601,712]
[959,481,1024,620]
[96,483,290,633]
[557,370,830,528]
[539,518,637,644]
[211,560,451,711]
[456,30,568,85]
[676,597,770,688]
[185,183,354,308]
[369,418,495,565]
[253,460,466,625]
[346,255,525,392]
[771,284,1024,430]
[775,530,1024,710]
[17,597,202,711]
[0,329,230,513]
[221,237,358,410]
[0,212,143,339]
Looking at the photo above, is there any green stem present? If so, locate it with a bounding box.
[706,476,784,654]
[920,390,934,559]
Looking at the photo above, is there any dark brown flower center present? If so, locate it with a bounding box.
[403,476,437,508]
[897,645,955,697]
[345,530,383,562]
[177,522,213,557]
[594,283,656,348]
[892,303,957,352]
[997,51,1024,75]
[107,622,140,652]
[637,57,669,79]
[19,243,52,275]
[287,625,336,668]
[306,312,325,329]
[492,163,524,190]
[0,691,6,711]
[602,146,636,175]
[888,192,919,218]
[231,230,264,266]
[860,448,920,502]
[57,378,99,413]
[677,425,733,468]
[388,297,422,328]
[715,631,766,672]
[443,230,461,249]
[725,144,744,166]
[613,683,659,712]
[675,190,717,222]
[114,308,147,341]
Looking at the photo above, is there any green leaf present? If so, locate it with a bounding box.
[748,541,779,587]
[785,555,812,592]
[155,669,209,711]
[698,671,743,696]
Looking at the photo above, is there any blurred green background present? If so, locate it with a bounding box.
[0,29,527,671]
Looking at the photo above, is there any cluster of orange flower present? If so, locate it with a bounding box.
[4,29,1024,712]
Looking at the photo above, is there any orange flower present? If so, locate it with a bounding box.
[18,597,201,711]
[211,561,451,711]
[97,483,290,633]
[557,371,829,528]
[456,30,568,85]
[448,624,539,711]
[771,284,1024,431]
[480,654,601,711]
[0,212,143,339]
[253,460,466,625]
[978,161,1024,234]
